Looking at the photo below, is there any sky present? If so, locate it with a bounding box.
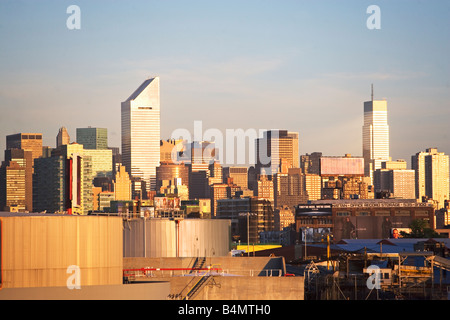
[0,0,449,166]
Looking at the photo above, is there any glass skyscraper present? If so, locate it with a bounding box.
[76,127,108,150]
[121,77,160,191]
[362,95,390,183]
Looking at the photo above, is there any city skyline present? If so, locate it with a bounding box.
[0,1,449,167]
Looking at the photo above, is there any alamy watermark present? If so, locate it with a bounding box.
[67,265,81,289]
[366,265,381,290]
[170,121,279,174]
[66,5,81,30]
[367,5,381,30]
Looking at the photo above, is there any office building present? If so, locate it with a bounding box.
[156,162,189,193]
[0,160,26,212]
[33,143,93,215]
[56,127,70,148]
[301,152,322,175]
[412,148,449,209]
[83,148,113,178]
[362,89,390,183]
[187,141,218,199]
[256,175,274,208]
[304,173,322,201]
[255,130,299,176]
[374,168,415,199]
[114,165,132,201]
[318,154,370,200]
[274,206,296,232]
[210,183,229,217]
[382,159,408,170]
[160,139,186,164]
[296,199,435,241]
[216,197,274,243]
[6,133,43,171]
[76,127,108,150]
[274,168,308,209]
[223,166,248,191]
[121,77,160,190]
[0,149,33,212]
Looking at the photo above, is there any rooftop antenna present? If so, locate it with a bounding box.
[371,84,374,101]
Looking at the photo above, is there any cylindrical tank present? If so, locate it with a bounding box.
[123,218,231,258]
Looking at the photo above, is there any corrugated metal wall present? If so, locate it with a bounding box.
[1,215,123,288]
[123,218,231,258]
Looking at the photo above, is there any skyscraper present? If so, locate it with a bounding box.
[362,87,390,183]
[0,149,33,212]
[33,143,93,215]
[0,159,26,212]
[6,133,43,170]
[5,133,43,212]
[121,77,160,190]
[255,130,299,176]
[56,127,70,148]
[76,127,108,150]
[412,147,449,209]
[114,165,132,201]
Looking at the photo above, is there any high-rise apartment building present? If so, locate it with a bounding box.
[121,77,160,190]
[255,130,299,176]
[362,89,390,183]
[76,127,108,150]
[56,127,70,148]
[412,148,449,209]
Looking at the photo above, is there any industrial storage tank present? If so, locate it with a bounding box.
[0,213,123,289]
[123,218,231,258]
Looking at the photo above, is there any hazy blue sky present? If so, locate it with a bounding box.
[0,0,449,166]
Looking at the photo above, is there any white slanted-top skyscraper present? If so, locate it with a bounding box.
[362,85,390,184]
[121,77,160,191]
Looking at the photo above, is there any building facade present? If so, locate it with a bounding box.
[374,168,415,199]
[255,130,299,176]
[6,133,43,176]
[412,148,449,209]
[121,77,160,190]
[0,149,33,212]
[114,165,132,201]
[76,127,108,150]
[296,199,435,242]
[362,95,390,184]
[56,127,70,148]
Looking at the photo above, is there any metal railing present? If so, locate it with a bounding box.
[123,267,284,280]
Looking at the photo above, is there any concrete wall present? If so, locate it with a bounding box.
[124,256,286,276]
[157,276,304,300]
[0,282,170,300]
[123,256,304,300]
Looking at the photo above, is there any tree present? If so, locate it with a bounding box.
[400,219,444,238]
